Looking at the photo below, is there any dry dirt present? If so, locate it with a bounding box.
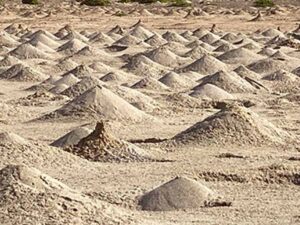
[0,0,300,224]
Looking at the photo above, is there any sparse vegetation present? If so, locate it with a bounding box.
[81,0,111,6]
[22,0,39,4]
[170,0,191,7]
[120,0,190,6]
[254,0,275,7]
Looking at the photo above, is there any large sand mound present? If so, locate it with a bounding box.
[61,76,104,98]
[0,164,133,225]
[194,70,256,93]
[9,43,52,59]
[0,63,48,81]
[42,85,150,122]
[139,176,229,211]
[173,105,292,146]
[180,55,228,75]
[190,83,234,100]
[65,121,156,162]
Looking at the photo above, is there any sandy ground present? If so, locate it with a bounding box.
[0,1,299,224]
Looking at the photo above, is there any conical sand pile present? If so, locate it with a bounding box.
[145,34,168,47]
[0,31,20,47]
[129,24,154,40]
[53,73,80,86]
[162,31,189,44]
[0,63,48,82]
[139,176,229,211]
[181,55,228,75]
[159,72,194,89]
[0,165,132,225]
[217,47,263,64]
[0,55,21,67]
[145,46,189,67]
[190,83,234,100]
[173,105,292,146]
[131,77,170,91]
[65,122,155,162]
[57,38,87,54]
[262,69,300,93]
[9,43,51,59]
[193,70,255,93]
[62,64,94,78]
[61,76,104,98]
[42,85,150,122]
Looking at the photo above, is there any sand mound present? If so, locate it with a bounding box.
[0,132,29,146]
[9,43,51,59]
[53,74,80,87]
[131,77,169,91]
[234,65,261,79]
[158,72,193,89]
[0,63,48,82]
[261,28,284,37]
[63,64,94,78]
[43,85,150,122]
[89,32,114,44]
[173,105,292,146]
[55,58,79,72]
[0,164,132,225]
[190,83,234,100]
[129,24,154,40]
[214,43,236,52]
[16,90,67,106]
[139,176,228,211]
[0,55,21,67]
[192,27,209,38]
[217,47,263,64]
[107,25,125,35]
[0,31,20,47]
[258,47,276,56]
[199,32,220,44]
[180,55,228,75]
[145,46,189,67]
[185,39,203,48]
[162,31,189,44]
[112,85,159,112]
[61,76,104,98]
[62,31,89,42]
[49,83,69,94]
[65,122,155,162]
[100,71,137,85]
[144,34,168,47]
[51,127,92,147]
[247,58,288,75]
[123,54,168,78]
[221,33,239,43]
[57,38,87,54]
[27,32,60,49]
[184,46,210,59]
[262,69,300,93]
[113,34,142,46]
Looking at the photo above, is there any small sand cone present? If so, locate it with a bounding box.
[250,11,264,22]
